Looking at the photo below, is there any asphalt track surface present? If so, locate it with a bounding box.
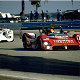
[0,30,80,80]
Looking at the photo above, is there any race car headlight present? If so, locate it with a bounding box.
[46,46,51,49]
[43,42,48,45]
[42,41,52,50]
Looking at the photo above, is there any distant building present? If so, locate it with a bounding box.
[0,12,13,23]
[0,12,21,23]
[0,12,12,18]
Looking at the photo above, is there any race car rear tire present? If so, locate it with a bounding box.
[36,36,41,50]
[23,41,27,49]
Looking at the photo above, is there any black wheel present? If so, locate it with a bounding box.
[32,41,38,50]
[22,34,27,49]
[23,40,27,49]
[36,36,41,50]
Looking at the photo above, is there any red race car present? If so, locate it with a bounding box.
[22,26,80,50]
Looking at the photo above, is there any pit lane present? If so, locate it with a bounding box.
[0,30,80,80]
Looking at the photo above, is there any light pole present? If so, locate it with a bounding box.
[20,0,25,21]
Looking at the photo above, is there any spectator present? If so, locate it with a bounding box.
[57,9,60,21]
[46,10,49,22]
[30,11,33,22]
[57,9,63,21]
[41,10,44,22]
[34,10,39,22]
[59,10,62,21]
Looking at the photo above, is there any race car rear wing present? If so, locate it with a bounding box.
[20,27,42,39]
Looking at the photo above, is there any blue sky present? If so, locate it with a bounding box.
[0,0,80,14]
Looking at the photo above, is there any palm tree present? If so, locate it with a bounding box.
[29,0,41,11]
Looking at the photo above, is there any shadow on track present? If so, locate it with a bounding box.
[0,54,80,76]
[0,48,41,51]
[0,48,79,51]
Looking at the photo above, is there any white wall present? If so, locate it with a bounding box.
[0,12,12,18]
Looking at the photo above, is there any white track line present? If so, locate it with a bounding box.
[0,73,45,80]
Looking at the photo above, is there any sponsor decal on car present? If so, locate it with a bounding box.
[43,38,49,40]
[53,40,74,43]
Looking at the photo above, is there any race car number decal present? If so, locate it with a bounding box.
[53,40,74,43]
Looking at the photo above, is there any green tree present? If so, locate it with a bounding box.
[30,0,41,11]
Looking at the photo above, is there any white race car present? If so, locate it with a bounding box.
[0,28,14,42]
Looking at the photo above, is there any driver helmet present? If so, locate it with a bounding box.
[48,29,54,33]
